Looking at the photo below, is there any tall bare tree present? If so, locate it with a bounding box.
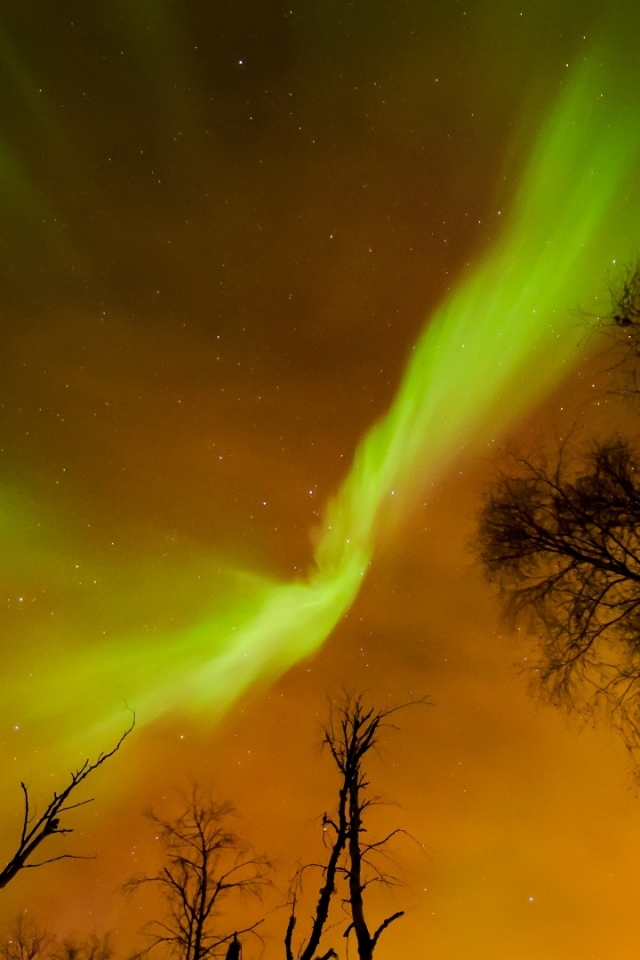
[126,788,269,960]
[285,694,426,960]
[0,720,134,891]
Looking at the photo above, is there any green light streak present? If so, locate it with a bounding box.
[15,56,640,747]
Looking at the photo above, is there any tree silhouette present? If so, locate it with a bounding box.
[51,934,113,960]
[285,694,426,960]
[126,788,269,960]
[0,916,53,960]
[479,439,640,738]
[609,262,640,334]
[0,719,134,891]
[0,916,113,960]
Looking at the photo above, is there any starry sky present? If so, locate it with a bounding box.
[2,2,640,958]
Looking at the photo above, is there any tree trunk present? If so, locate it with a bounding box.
[347,779,373,960]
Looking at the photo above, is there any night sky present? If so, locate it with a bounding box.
[2,2,640,958]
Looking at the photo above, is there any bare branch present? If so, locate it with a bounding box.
[371,911,404,948]
[24,853,95,868]
[0,716,134,891]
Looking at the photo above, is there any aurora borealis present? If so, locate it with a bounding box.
[2,2,640,958]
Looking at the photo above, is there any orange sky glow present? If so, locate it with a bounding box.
[1,3,640,959]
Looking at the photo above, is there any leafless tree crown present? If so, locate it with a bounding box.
[0,916,54,960]
[0,917,113,960]
[478,437,640,743]
[51,934,113,960]
[126,788,269,960]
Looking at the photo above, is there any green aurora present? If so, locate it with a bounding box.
[8,52,640,751]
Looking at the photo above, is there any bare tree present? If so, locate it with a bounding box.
[476,260,640,752]
[51,935,113,960]
[0,720,135,891]
[0,916,54,960]
[126,788,269,960]
[0,916,113,960]
[285,694,426,960]
[478,438,640,743]
[330,695,420,960]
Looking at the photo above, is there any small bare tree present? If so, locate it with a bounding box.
[0,917,113,960]
[0,916,54,960]
[0,720,134,891]
[284,694,426,960]
[126,788,269,960]
[51,935,113,960]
